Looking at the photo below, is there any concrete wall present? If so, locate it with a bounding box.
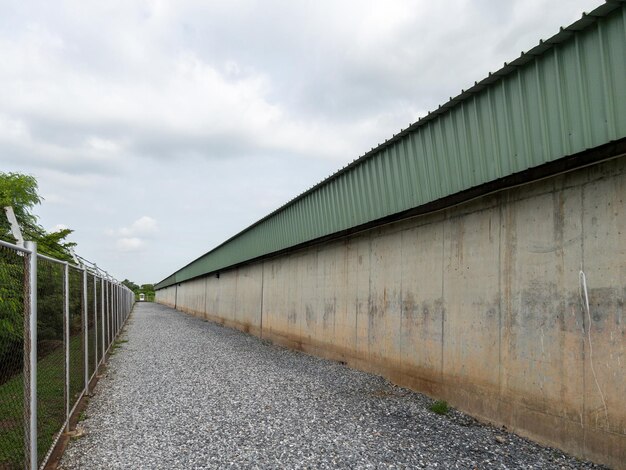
[156,156,626,469]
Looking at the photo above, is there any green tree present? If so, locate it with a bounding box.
[121,280,156,301]
[140,283,155,302]
[0,172,76,381]
[0,172,75,261]
[0,173,40,244]
[122,279,140,293]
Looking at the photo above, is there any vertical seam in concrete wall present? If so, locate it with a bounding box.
[332,248,337,345]
[354,240,359,356]
[234,270,239,327]
[580,182,587,456]
[260,262,265,338]
[440,215,446,383]
[344,242,349,357]
[216,275,220,320]
[498,200,503,397]
[204,277,208,319]
[399,230,404,368]
[368,233,373,362]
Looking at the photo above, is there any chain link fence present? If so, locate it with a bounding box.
[87,276,96,382]
[0,244,26,469]
[67,266,84,414]
[36,258,65,466]
[0,240,134,469]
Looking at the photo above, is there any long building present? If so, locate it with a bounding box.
[156,2,626,468]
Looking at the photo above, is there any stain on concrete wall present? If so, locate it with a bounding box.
[156,156,626,469]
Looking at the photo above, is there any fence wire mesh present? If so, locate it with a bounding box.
[87,275,96,381]
[108,284,114,351]
[0,239,133,470]
[35,258,65,467]
[0,245,26,469]
[68,267,84,409]
[96,278,100,371]
[98,279,107,364]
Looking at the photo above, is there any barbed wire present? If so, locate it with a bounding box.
[1,216,125,284]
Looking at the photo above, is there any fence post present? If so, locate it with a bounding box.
[82,268,88,394]
[117,284,120,332]
[100,277,105,364]
[63,263,70,432]
[106,280,110,350]
[108,281,112,343]
[115,285,118,333]
[23,241,37,470]
[114,284,117,335]
[109,281,117,338]
[93,274,97,372]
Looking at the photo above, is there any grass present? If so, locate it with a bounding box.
[109,339,128,355]
[429,400,450,415]
[0,333,89,469]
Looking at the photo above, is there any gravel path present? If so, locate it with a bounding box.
[60,303,606,469]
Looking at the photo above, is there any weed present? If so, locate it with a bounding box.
[66,427,85,440]
[429,400,450,415]
[110,339,128,353]
[371,389,393,398]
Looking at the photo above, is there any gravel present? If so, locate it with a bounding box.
[60,303,607,469]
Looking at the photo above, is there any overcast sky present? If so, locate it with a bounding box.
[1,0,604,284]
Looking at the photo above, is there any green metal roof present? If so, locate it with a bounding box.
[156,0,626,290]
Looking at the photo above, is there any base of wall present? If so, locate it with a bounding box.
[161,306,626,469]
[260,327,624,470]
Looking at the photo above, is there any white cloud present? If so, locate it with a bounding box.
[118,216,158,237]
[116,237,144,252]
[107,216,157,255]
[107,216,158,237]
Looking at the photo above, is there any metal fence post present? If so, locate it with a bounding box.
[117,284,120,332]
[23,241,37,470]
[117,284,120,333]
[109,281,117,338]
[82,268,88,393]
[107,280,115,349]
[115,284,118,335]
[93,274,97,372]
[110,282,114,340]
[115,284,117,336]
[63,263,70,432]
[109,281,113,346]
[100,277,105,364]
[114,284,117,335]
[105,280,110,350]
[115,285,118,333]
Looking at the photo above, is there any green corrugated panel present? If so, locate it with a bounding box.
[156,1,626,290]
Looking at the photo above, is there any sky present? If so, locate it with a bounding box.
[0,0,605,284]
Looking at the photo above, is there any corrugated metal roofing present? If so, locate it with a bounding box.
[156,0,626,290]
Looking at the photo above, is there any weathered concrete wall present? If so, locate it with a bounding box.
[157,284,176,308]
[156,156,626,469]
